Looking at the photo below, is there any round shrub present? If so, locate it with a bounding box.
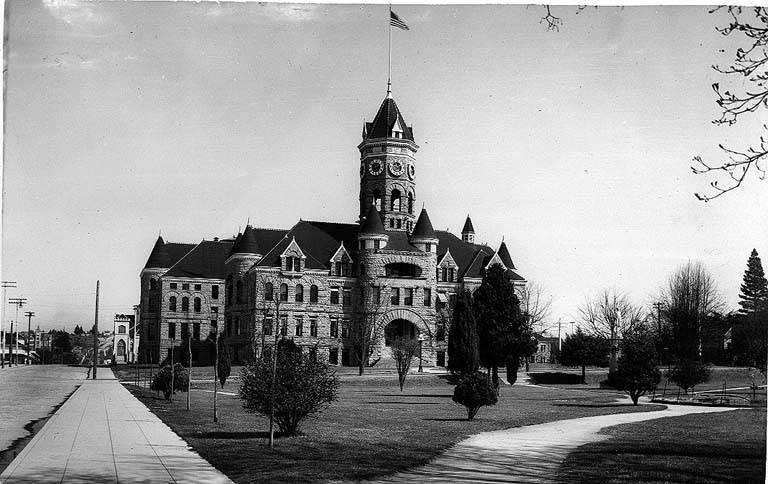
[452,371,498,421]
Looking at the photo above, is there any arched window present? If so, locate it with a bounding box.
[373,189,382,211]
[117,339,126,356]
[295,284,304,302]
[181,296,189,312]
[280,283,288,302]
[169,296,177,312]
[309,285,319,303]
[118,325,126,334]
[391,189,401,211]
[236,280,243,304]
[408,192,414,214]
[149,278,157,291]
[264,282,274,301]
[194,297,201,313]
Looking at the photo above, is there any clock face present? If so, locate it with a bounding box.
[407,164,415,180]
[369,159,383,176]
[389,159,405,177]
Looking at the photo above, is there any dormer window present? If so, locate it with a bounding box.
[285,257,302,272]
[281,237,306,274]
[437,249,459,282]
[330,243,353,278]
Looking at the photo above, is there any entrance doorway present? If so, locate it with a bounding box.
[384,319,418,346]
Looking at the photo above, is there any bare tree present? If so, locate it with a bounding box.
[391,337,419,391]
[351,279,390,376]
[518,281,554,334]
[693,6,767,200]
[658,261,725,360]
[577,288,643,372]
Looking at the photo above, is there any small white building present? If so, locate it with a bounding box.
[112,313,139,364]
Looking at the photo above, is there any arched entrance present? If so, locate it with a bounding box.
[384,319,418,346]
[117,339,126,362]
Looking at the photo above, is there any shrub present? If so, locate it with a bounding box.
[668,359,711,394]
[452,371,498,421]
[239,342,339,437]
[150,363,189,400]
[607,327,661,405]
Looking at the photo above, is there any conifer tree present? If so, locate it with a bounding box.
[447,290,480,376]
[739,249,768,316]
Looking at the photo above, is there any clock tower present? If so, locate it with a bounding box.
[358,90,419,232]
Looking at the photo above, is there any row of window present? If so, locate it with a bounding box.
[148,279,219,299]
[262,316,321,338]
[370,189,415,214]
[168,296,218,314]
[161,321,205,341]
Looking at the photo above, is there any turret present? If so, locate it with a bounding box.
[225,224,262,276]
[358,203,389,251]
[461,215,475,244]
[410,208,438,253]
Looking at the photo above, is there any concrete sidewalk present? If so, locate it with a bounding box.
[0,371,232,484]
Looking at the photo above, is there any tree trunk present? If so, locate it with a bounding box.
[581,364,586,384]
[491,366,499,389]
[467,406,478,421]
[506,359,519,385]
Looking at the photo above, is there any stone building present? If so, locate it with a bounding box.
[137,90,525,366]
[112,314,139,364]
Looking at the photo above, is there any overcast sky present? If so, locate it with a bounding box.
[2,1,766,332]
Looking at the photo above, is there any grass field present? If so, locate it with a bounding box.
[116,368,663,483]
[558,408,767,483]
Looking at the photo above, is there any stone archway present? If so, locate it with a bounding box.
[384,319,418,346]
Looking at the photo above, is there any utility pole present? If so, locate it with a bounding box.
[557,318,562,351]
[9,298,27,366]
[92,281,99,380]
[1,282,17,368]
[186,334,191,411]
[24,311,35,364]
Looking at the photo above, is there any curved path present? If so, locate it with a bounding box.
[371,404,740,483]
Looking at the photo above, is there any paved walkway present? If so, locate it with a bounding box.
[372,404,741,483]
[0,371,232,483]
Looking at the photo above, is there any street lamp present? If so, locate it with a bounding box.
[417,333,425,373]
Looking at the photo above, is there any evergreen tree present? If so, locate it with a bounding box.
[559,329,610,384]
[217,337,232,388]
[447,290,480,376]
[473,264,532,387]
[607,326,661,405]
[739,249,768,316]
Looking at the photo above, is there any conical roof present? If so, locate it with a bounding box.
[364,96,414,141]
[411,208,436,239]
[360,204,386,235]
[229,225,261,256]
[144,236,170,268]
[462,215,475,234]
[497,241,516,270]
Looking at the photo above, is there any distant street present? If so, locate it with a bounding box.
[0,365,86,463]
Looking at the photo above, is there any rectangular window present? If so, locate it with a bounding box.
[389,219,395,228]
[373,286,381,305]
[263,317,273,336]
[329,348,339,365]
[437,350,446,367]
[170,283,178,289]
[295,317,303,337]
[374,239,380,250]
[330,319,339,338]
[342,288,352,306]
[212,285,219,299]
[310,318,318,337]
[211,306,218,315]
[404,288,413,306]
[280,316,288,336]
[359,240,366,250]
[168,322,176,340]
[181,323,189,340]
[448,268,455,282]
[441,268,448,282]
[424,288,432,307]
[194,284,201,291]
[391,287,400,305]
[436,322,446,342]
[193,323,201,340]
[425,243,432,253]
[330,287,339,305]
[341,320,350,338]
[182,283,189,290]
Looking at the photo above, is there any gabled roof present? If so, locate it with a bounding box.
[280,237,307,259]
[255,221,360,270]
[364,96,414,141]
[411,208,436,239]
[435,231,494,279]
[462,216,475,234]
[144,236,196,269]
[360,204,386,235]
[164,240,235,279]
[229,225,262,256]
[437,248,458,268]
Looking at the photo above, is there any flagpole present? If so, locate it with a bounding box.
[387,5,392,96]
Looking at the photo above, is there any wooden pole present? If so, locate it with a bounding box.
[186,335,191,411]
[213,330,219,423]
[170,344,174,401]
[93,281,99,379]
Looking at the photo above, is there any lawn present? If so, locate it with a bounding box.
[558,408,767,483]
[116,367,664,483]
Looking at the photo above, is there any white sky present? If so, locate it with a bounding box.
[2,1,766,332]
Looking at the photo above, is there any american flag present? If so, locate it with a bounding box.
[390,10,409,31]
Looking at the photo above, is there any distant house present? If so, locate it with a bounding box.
[530,334,560,364]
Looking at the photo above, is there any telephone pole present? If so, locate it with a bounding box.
[1,281,16,368]
[9,298,27,366]
[92,281,100,379]
[24,311,35,365]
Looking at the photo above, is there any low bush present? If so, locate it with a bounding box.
[452,371,498,421]
[668,360,711,394]
[151,363,189,400]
